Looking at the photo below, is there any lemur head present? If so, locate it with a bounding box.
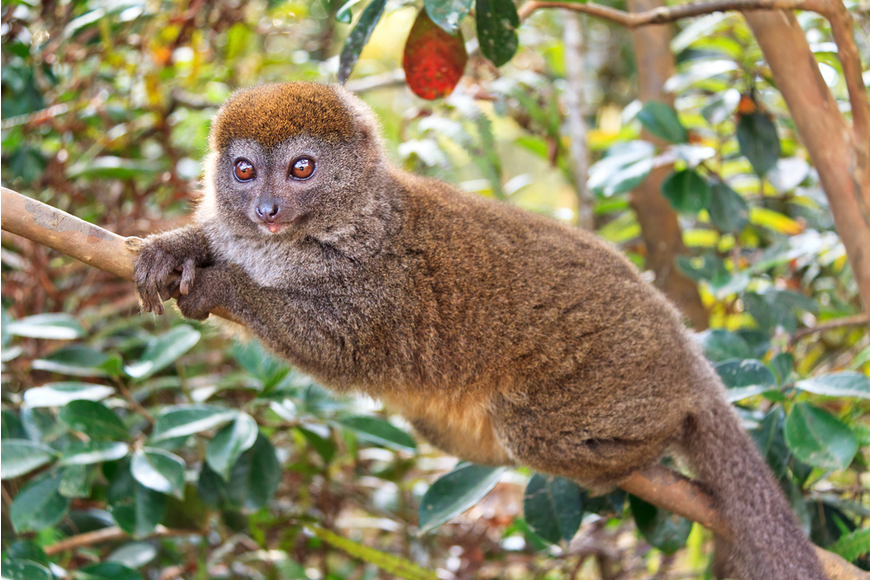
[204,83,386,239]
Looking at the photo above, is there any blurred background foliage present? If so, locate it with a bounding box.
[2,0,869,579]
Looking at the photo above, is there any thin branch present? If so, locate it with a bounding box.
[791,313,870,342]
[43,525,199,556]
[517,0,823,26]
[3,189,867,579]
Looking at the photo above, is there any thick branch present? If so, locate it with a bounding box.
[2,187,866,578]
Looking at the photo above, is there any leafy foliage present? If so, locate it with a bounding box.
[2,1,868,578]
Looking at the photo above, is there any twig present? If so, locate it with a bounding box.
[43,525,199,556]
[791,313,870,342]
[115,379,156,426]
[517,0,823,25]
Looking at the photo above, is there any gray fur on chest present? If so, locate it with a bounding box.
[207,229,310,288]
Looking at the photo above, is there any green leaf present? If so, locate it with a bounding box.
[715,359,777,401]
[751,408,791,479]
[425,0,473,34]
[307,524,438,580]
[418,463,505,533]
[5,541,49,566]
[587,141,656,197]
[706,182,748,233]
[60,440,129,465]
[736,111,780,176]
[336,415,417,453]
[784,403,858,470]
[337,0,388,83]
[206,414,258,480]
[107,542,158,569]
[1,440,58,479]
[108,463,166,537]
[232,340,289,389]
[67,156,162,180]
[523,474,584,544]
[475,0,519,67]
[24,382,114,408]
[76,562,144,580]
[59,464,94,498]
[11,471,72,533]
[32,345,111,377]
[59,400,129,440]
[131,448,186,499]
[829,528,870,562]
[660,169,710,214]
[628,494,692,554]
[124,325,201,380]
[771,352,794,385]
[151,404,238,441]
[6,313,84,340]
[1,561,54,580]
[796,372,870,399]
[298,425,336,464]
[336,0,361,23]
[636,101,688,143]
[228,433,280,510]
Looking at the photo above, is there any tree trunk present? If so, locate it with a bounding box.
[627,0,709,330]
[744,9,870,316]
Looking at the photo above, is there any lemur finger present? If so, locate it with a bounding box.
[179,258,197,295]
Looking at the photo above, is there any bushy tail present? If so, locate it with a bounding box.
[682,398,826,580]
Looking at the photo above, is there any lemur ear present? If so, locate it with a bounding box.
[333,86,384,149]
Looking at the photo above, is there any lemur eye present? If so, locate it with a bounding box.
[290,157,315,180]
[234,159,256,182]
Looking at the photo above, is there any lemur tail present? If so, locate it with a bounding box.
[682,397,826,580]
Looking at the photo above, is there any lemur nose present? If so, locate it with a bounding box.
[256,201,280,223]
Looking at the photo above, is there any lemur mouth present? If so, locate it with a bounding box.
[261,222,286,234]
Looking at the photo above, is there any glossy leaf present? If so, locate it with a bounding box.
[736,111,780,176]
[403,9,467,100]
[223,433,281,510]
[24,382,114,408]
[475,0,518,67]
[752,408,791,479]
[629,494,692,554]
[0,561,54,580]
[151,405,238,441]
[59,464,93,498]
[298,425,336,464]
[796,372,870,399]
[636,101,688,143]
[335,0,361,23]
[697,329,754,363]
[424,0,473,34]
[715,359,776,390]
[32,345,111,377]
[77,562,144,580]
[59,400,128,440]
[124,325,201,380]
[6,313,84,340]
[337,0,388,83]
[336,415,417,453]
[707,182,748,233]
[588,141,655,197]
[108,463,166,537]
[60,441,129,465]
[11,471,71,533]
[523,474,584,544]
[206,413,258,480]
[106,542,159,569]
[660,169,710,214]
[784,403,858,470]
[131,448,186,499]
[1,439,58,479]
[419,463,505,533]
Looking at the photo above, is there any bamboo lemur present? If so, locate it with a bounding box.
[135,82,825,580]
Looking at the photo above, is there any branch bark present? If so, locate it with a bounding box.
[627,0,709,330]
[2,186,865,579]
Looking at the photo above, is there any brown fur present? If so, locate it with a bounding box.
[209,83,355,151]
[135,82,826,580]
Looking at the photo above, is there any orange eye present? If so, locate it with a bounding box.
[234,159,256,182]
[290,157,315,180]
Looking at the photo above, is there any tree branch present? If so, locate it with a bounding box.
[43,525,199,557]
[2,186,865,578]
